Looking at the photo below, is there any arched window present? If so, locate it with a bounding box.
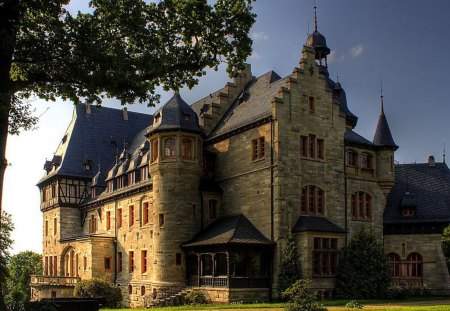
[406,253,422,278]
[182,137,193,160]
[300,185,325,216]
[387,253,401,278]
[351,191,372,220]
[164,138,176,158]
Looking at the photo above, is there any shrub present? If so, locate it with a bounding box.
[74,278,122,308]
[277,233,303,297]
[183,290,208,305]
[282,279,327,311]
[345,300,363,310]
[335,227,390,299]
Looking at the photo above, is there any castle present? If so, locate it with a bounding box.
[30,13,450,307]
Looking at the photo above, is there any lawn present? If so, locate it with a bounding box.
[101,298,450,311]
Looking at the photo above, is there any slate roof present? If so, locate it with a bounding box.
[384,163,450,224]
[344,129,376,148]
[148,93,201,135]
[208,71,285,140]
[330,80,358,128]
[292,216,346,233]
[373,100,398,149]
[183,214,273,247]
[38,105,151,185]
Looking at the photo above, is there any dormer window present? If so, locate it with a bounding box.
[83,159,93,171]
[154,112,161,125]
[183,113,191,121]
[402,207,416,217]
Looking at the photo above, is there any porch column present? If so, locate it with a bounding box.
[226,251,230,288]
[197,254,201,287]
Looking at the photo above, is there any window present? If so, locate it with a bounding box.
[51,291,57,298]
[151,139,159,163]
[129,251,134,273]
[44,256,49,276]
[104,257,111,271]
[300,134,324,160]
[141,250,147,273]
[52,184,57,198]
[208,200,218,220]
[182,138,193,159]
[361,153,373,169]
[140,166,149,181]
[388,253,401,278]
[128,172,135,186]
[312,237,339,277]
[308,96,315,112]
[141,286,146,296]
[129,205,134,227]
[402,207,416,217]
[83,256,87,271]
[89,214,96,233]
[345,150,357,167]
[406,253,422,278]
[351,191,372,220]
[106,211,111,230]
[252,137,265,161]
[183,113,191,121]
[53,256,58,276]
[117,176,124,189]
[300,185,325,216]
[117,209,122,228]
[118,252,123,272]
[176,253,182,266]
[45,220,48,236]
[164,137,176,158]
[69,185,77,197]
[49,256,53,276]
[53,218,57,235]
[159,213,165,227]
[128,285,133,295]
[107,180,114,192]
[142,203,149,225]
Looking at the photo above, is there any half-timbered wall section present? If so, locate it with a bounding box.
[59,178,91,206]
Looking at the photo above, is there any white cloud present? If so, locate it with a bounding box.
[350,44,365,57]
[249,51,262,61]
[328,51,344,63]
[252,31,269,42]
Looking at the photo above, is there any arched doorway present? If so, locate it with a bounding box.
[63,247,77,277]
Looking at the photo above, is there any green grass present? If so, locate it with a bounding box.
[101,297,450,311]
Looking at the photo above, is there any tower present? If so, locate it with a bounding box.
[146,94,203,291]
[373,94,398,195]
[306,4,331,71]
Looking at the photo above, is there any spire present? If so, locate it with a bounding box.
[373,93,398,150]
[314,0,318,31]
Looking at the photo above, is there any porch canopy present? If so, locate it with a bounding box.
[182,214,274,288]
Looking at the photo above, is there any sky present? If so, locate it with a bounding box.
[4,0,450,254]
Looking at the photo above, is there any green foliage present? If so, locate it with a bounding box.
[277,233,303,297]
[0,211,14,311]
[74,278,122,308]
[282,279,327,311]
[345,300,363,310]
[5,251,42,310]
[335,227,391,299]
[441,224,450,272]
[183,290,208,305]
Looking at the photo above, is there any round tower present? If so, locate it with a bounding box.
[146,94,203,292]
[373,95,398,196]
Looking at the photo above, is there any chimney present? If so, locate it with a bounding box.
[122,107,128,121]
[86,102,91,114]
[428,155,435,167]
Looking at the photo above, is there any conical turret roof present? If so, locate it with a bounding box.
[373,97,398,149]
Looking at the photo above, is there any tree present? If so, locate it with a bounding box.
[74,278,122,308]
[0,0,255,222]
[441,224,450,272]
[0,211,14,310]
[335,227,390,299]
[5,251,42,310]
[282,279,327,311]
[277,232,303,297]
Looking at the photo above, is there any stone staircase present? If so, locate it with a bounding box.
[144,287,194,308]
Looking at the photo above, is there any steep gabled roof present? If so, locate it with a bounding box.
[384,162,450,224]
[207,71,284,140]
[345,129,376,149]
[38,105,151,185]
[293,216,346,233]
[373,98,398,149]
[183,214,273,247]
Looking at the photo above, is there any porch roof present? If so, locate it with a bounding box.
[183,214,273,247]
[293,216,346,233]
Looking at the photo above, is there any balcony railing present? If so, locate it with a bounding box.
[30,275,80,286]
[191,276,270,288]
[390,278,423,288]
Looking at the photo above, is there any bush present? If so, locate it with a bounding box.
[345,300,363,310]
[282,279,327,311]
[277,233,303,297]
[74,278,122,308]
[335,227,390,299]
[183,290,208,305]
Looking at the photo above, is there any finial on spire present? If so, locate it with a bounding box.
[313,0,318,31]
[336,75,339,82]
[380,79,384,115]
[444,143,446,164]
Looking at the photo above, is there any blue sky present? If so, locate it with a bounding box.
[4,0,450,253]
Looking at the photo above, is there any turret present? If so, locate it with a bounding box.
[373,94,398,195]
[146,93,203,290]
[305,4,330,74]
